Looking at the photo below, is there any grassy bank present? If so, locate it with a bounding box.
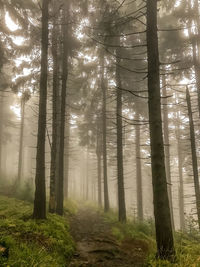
[0,196,75,266]
[103,210,200,266]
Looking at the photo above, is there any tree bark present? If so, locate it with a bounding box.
[189,29,200,118]
[86,143,89,201]
[64,113,70,199]
[175,112,185,231]
[186,88,200,228]
[101,52,109,212]
[116,46,126,222]
[0,94,4,177]
[33,0,49,219]
[17,97,25,182]
[189,0,200,117]
[135,108,143,221]
[162,75,175,230]
[96,121,102,207]
[56,0,69,215]
[146,0,175,259]
[49,0,59,213]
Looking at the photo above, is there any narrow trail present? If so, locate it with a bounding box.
[69,207,149,267]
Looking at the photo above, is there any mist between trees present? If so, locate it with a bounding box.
[1,0,200,262]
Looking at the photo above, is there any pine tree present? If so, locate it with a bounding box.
[33,0,50,220]
[146,0,175,259]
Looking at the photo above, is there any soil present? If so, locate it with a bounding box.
[69,207,149,267]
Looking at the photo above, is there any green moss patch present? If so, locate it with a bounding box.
[0,196,74,266]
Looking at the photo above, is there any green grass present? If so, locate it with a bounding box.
[0,196,75,266]
[1,195,200,266]
[103,210,200,266]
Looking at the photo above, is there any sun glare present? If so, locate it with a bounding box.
[5,12,24,46]
[5,12,19,32]
[175,0,181,8]
[10,104,21,120]
[13,37,24,46]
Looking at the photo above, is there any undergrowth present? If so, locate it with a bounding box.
[104,210,200,266]
[0,196,75,266]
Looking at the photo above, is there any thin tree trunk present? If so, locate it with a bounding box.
[64,114,70,199]
[55,80,61,199]
[49,0,59,213]
[116,46,126,222]
[175,112,185,231]
[86,144,89,201]
[96,123,102,207]
[97,152,102,207]
[189,29,200,118]
[17,97,25,182]
[135,108,143,221]
[162,75,175,230]
[190,0,200,117]
[146,0,175,259]
[0,94,4,177]
[101,52,109,212]
[186,87,200,228]
[33,0,49,219]
[56,0,69,215]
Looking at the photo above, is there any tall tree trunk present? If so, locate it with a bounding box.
[96,122,102,207]
[175,112,185,231]
[56,0,69,215]
[97,152,102,207]
[55,80,61,200]
[33,0,49,219]
[49,0,59,213]
[17,97,25,182]
[186,88,200,228]
[162,76,175,230]
[86,144,89,201]
[192,0,200,117]
[101,52,109,212]
[135,108,143,221]
[64,113,70,199]
[0,94,4,178]
[146,0,175,259]
[189,31,200,118]
[116,46,126,222]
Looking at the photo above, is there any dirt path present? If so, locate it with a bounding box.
[69,207,149,267]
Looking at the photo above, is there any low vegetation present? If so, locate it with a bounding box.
[1,196,200,266]
[0,196,74,266]
[103,209,200,266]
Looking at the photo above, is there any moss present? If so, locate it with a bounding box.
[0,196,75,266]
[104,210,200,266]
[64,199,78,215]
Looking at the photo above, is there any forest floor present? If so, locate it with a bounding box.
[69,206,149,267]
[1,194,200,266]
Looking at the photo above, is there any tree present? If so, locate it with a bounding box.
[135,106,143,221]
[0,94,4,178]
[162,75,175,230]
[116,42,126,222]
[33,0,49,220]
[17,91,30,182]
[186,87,200,229]
[175,111,185,231]
[49,0,60,213]
[64,110,70,199]
[100,51,110,212]
[96,120,102,207]
[146,0,175,259]
[56,0,69,215]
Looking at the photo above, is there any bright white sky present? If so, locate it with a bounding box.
[5,12,24,45]
[5,1,192,121]
[5,12,30,119]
